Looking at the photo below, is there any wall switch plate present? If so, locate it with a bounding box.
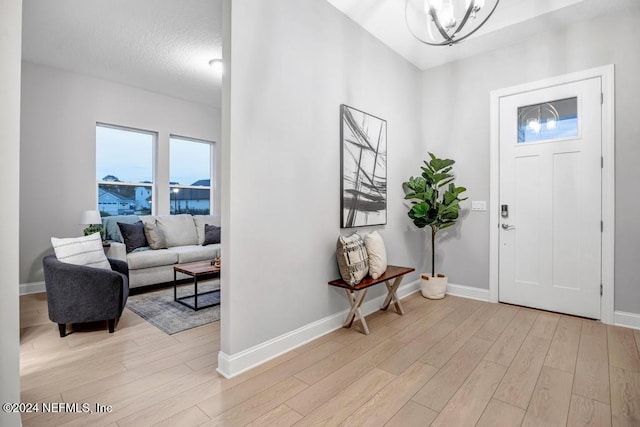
[471,201,487,211]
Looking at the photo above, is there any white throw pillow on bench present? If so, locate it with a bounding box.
[364,231,387,279]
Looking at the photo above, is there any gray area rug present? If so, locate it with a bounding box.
[126,280,220,335]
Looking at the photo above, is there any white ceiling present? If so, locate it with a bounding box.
[326,0,635,71]
[22,0,223,107]
[21,0,633,109]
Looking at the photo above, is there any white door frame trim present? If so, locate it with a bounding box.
[489,65,615,324]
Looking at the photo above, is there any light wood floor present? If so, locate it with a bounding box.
[20,291,640,426]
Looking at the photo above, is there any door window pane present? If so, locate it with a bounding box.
[170,136,212,215]
[518,97,578,143]
[96,125,154,216]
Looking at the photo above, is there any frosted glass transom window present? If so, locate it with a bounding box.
[517,97,578,143]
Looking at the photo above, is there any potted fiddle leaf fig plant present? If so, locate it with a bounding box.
[403,152,467,299]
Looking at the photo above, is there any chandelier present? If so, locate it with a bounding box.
[519,102,560,135]
[405,0,500,46]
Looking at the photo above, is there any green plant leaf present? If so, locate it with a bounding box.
[433,172,452,184]
[409,202,429,219]
[413,217,429,228]
[429,154,455,172]
[440,221,456,229]
[438,177,455,188]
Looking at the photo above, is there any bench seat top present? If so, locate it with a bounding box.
[328,265,415,290]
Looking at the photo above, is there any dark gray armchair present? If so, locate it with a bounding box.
[42,255,129,337]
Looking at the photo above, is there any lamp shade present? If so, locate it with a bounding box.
[80,210,102,225]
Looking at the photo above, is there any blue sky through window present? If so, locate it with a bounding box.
[96,125,153,183]
[170,137,211,186]
[96,126,211,185]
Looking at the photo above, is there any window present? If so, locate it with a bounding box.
[517,97,578,143]
[169,136,213,215]
[96,124,154,217]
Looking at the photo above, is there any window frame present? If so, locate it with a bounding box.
[169,134,215,216]
[95,123,157,217]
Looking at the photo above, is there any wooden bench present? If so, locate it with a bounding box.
[328,265,415,335]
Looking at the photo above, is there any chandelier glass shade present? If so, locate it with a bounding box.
[405,0,500,46]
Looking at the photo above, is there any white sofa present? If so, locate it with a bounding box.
[104,214,220,289]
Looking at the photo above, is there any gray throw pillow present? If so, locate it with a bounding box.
[336,233,369,285]
[117,221,148,253]
[144,222,168,250]
[203,224,221,245]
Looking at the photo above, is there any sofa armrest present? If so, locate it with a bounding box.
[105,242,127,262]
[108,258,129,277]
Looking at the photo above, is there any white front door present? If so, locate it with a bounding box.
[498,77,602,319]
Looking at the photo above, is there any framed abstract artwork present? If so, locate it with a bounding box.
[340,104,387,228]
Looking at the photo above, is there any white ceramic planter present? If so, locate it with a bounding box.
[420,274,447,299]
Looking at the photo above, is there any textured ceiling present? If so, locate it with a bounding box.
[22,0,223,107]
[22,0,634,109]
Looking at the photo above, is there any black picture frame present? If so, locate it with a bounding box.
[340,104,387,228]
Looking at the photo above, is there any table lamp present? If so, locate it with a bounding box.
[80,210,104,239]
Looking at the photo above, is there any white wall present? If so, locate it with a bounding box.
[20,62,221,285]
[0,1,22,425]
[222,0,423,360]
[420,4,640,314]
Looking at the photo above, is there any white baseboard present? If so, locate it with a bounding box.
[614,310,640,330]
[446,283,490,302]
[216,279,421,379]
[20,281,45,295]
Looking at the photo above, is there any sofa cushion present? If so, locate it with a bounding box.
[155,215,198,247]
[118,221,149,253]
[203,224,221,246]
[168,245,219,264]
[51,232,111,270]
[126,249,179,270]
[102,215,140,242]
[193,215,221,245]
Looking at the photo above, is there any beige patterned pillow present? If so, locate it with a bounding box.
[336,233,369,285]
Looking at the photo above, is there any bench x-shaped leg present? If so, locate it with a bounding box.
[380,276,405,315]
[344,289,370,335]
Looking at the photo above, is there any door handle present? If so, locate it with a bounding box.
[501,223,515,230]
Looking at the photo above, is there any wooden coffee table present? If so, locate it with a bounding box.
[173,260,220,311]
